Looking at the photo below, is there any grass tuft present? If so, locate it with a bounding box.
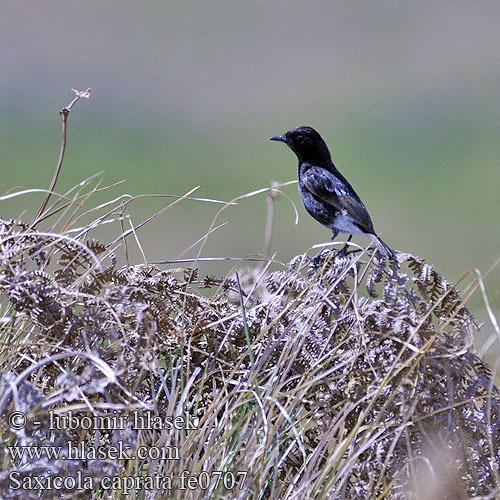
[0,205,499,499]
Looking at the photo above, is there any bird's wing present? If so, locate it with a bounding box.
[302,166,374,233]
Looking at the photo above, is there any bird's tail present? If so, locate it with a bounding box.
[372,235,398,262]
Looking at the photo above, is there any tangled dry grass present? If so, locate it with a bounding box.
[0,213,498,500]
[1,92,499,499]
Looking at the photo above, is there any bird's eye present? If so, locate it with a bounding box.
[295,134,303,142]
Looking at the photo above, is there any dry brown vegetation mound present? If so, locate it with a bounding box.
[0,217,499,500]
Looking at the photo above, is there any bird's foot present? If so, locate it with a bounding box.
[336,244,349,258]
[311,248,326,268]
[336,242,359,258]
[311,246,348,268]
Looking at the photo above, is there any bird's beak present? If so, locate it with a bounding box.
[269,135,287,143]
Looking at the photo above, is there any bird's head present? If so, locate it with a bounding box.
[270,126,331,163]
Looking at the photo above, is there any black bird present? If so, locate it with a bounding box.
[270,126,396,261]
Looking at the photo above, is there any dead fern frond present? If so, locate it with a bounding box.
[0,218,498,500]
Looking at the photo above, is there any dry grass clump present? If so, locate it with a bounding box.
[0,214,498,500]
[0,91,498,499]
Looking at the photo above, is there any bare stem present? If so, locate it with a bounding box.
[262,181,279,260]
[32,88,92,226]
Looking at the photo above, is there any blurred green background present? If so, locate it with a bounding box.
[2,1,499,356]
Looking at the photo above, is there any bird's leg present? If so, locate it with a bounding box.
[337,235,352,257]
[312,230,338,266]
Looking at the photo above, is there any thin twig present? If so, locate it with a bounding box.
[32,88,92,226]
[262,180,279,260]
